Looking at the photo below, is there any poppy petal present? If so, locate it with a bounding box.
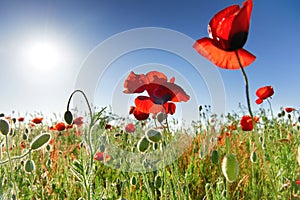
[255,98,263,105]
[123,71,147,93]
[145,71,168,84]
[209,5,240,41]
[193,38,256,69]
[134,96,164,114]
[231,0,253,37]
[164,102,176,115]
[162,82,190,102]
[133,109,149,120]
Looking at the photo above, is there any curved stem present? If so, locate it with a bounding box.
[235,50,253,118]
[66,90,93,121]
[0,150,31,165]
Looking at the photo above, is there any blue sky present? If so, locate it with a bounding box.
[0,0,300,121]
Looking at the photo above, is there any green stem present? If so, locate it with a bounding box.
[0,150,31,165]
[66,89,93,121]
[235,50,253,118]
[5,135,17,197]
[267,99,274,119]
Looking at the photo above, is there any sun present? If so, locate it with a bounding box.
[23,39,63,71]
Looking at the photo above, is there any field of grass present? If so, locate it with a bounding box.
[1,104,300,200]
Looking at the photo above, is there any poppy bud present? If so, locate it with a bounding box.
[154,175,162,188]
[24,159,35,173]
[23,134,28,140]
[0,119,10,135]
[130,176,137,186]
[146,129,162,143]
[99,144,106,152]
[210,150,220,164]
[250,151,257,163]
[288,114,291,120]
[137,137,149,153]
[153,142,159,150]
[156,113,165,123]
[30,133,51,150]
[0,113,4,117]
[222,154,239,183]
[64,111,73,125]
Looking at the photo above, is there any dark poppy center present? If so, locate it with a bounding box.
[213,32,248,51]
[152,93,171,105]
[228,32,248,51]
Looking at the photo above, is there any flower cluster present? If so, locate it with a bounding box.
[124,71,190,120]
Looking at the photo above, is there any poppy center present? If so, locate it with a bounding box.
[213,32,248,51]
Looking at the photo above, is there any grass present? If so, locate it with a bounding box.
[1,106,300,200]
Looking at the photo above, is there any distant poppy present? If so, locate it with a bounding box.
[73,117,84,127]
[285,107,294,113]
[193,0,255,69]
[125,123,136,133]
[18,117,24,122]
[240,115,259,131]
[94,151,111,162]
[55,122,66,131]
[105,124,112,130]
[31,117,43,124]
[124,71,190,120]
[20,141,26,149]
[296,180,300,185]
[255,86,274,104]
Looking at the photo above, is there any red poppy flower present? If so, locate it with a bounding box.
[94,151,111,162]
[55,122,66,131]
[296,180,300,185]
[124,71,190,120]
[31,117,43,124]
[285,107,294,113]
[125,123,136,133]
[73,117,84,127]
[18,117,24,122]
[193,0,255,69]
[240,115,259,131]
[20,141,26,149]
[255,86,274,104]
[105,124,112,130]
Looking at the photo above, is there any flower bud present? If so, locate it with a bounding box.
[222,154,239,183]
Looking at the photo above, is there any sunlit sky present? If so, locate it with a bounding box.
[0,0,300,122]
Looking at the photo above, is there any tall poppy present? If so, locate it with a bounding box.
[255,86,274,104]
[124,71,190,120]
[193,0,255,69]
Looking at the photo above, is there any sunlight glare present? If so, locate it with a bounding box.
[24,39,62,71]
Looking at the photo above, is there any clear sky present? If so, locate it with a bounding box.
[0,0,300,122]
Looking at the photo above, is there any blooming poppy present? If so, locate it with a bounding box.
[296,180,300,185]
[125,123,136,133]
[124,71,190,120]
[31,117,43,124]
[94,151,111,162]
[55,122,66,131]
[240,115,259,131]
[20,141,26,149]
[73,117,84,127]
[105,124,112,130]
[18,117,24,122]
[285,107,294,113]
[193,0,255,69]
[255,86,274,104]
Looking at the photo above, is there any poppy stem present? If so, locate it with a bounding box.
[66,89,93,121]
[266,99,274,119]
[235,51,253,118]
